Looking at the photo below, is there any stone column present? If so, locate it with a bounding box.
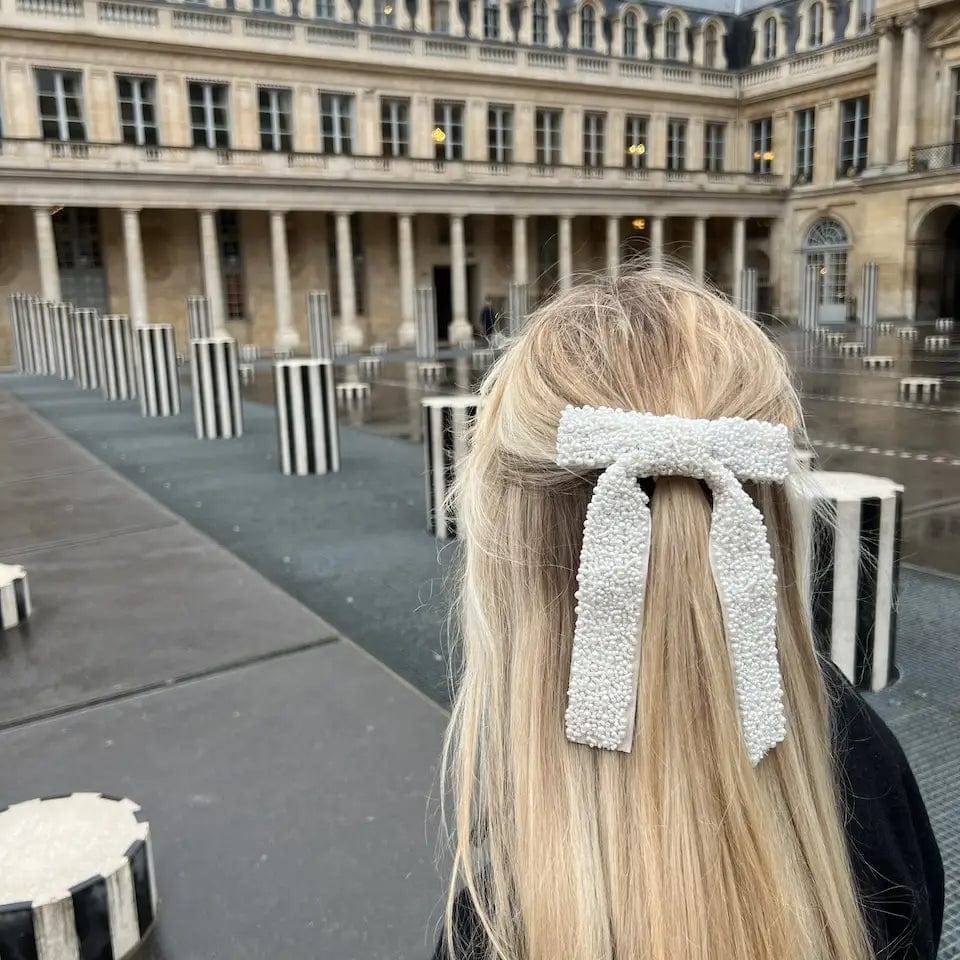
[650,215,664,267]
[558,215,573,292]
[512,215,528,285]
[732,216,746,303]
[335,212,363,347]
[692,215,706,284]
[33,206,61,302]
[871,20,895,166]
[270,211,298,350]
[398,214,416,345]
[895,14,921,162]
[449,214,472,342]
[606,216,620,279]
[122,208,149,326]
[199,209,227,336]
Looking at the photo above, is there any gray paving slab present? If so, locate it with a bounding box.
[0,432,104,484]
[0,405,59,443]
[0,642,447,960]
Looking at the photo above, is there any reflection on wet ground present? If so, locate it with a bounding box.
[242,327,960,577]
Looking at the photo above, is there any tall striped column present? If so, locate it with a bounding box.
[422,396,482,540]
[506,282,528,337]
[274,359,339,475]
[801,471,903,692]
[37,299,58,373]
[859,262,878,329]
[308,290,334,360]
[190,337,243,439]
[74,308,103,390]
[415,287,438,360]
[99,314,138,401]
[186,295,213,340]
[800,263,820,330]
[8,293,32,373]
[136,325,180,417]
[51,302,77,380]
[738,268,758,320]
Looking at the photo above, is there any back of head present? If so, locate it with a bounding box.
[442,269,871,960]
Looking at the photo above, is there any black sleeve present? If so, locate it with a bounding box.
[431,888,487,960]
[828,668,945,959]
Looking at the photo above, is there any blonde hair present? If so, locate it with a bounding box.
[441,269,871,960]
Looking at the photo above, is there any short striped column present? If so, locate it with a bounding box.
[186,295,212,340]
[0,793,157,960]
[862,355,894,370]
[824,331,846,347]
[738,268,758,320]
[190,337,243,439]
[899,377,941,401]
[37,299,58,373]
[8,293,31,373]
[878,321,895,334]
[422,396,482,540]
[924,334,951,350]
[800,263,820,330]
[507,282,528,337]
[334,341,349,358]
[370,341,389,355]
[335,381,370,408]
[239,363,255,386]
[73,308,103,390]
[800,471,902,691]
[273,347,294,361]
[858,262,878,328]
[99,314,138,401]
[418,361,445,382]
[135,324,180,417]
[0,562,30,631]
[239,344,260,363]
[308,290,334,360]
[458,336,477,350]
[415,287,438,359]
[838,341,864,357]
[896,326,918,340]
[358,356,382,378]
[275,359,339,475]
[50,302,77,380]
[934,317,954,331]
[472,347,496,370]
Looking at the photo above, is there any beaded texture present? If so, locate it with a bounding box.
[556,405,791,766]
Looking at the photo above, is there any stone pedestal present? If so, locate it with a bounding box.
[275,359,340,475]
[190,337,243,439]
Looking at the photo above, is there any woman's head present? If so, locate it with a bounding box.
[442,269,870,960]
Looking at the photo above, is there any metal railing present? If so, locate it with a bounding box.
[908,142,960,173]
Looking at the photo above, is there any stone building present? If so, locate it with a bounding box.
[0,0,958,358]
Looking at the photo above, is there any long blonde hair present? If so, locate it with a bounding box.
[441,269,871,960]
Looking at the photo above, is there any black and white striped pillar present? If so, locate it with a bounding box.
[190,337,243,439]
[897,326,918,340]
[136,324,180,418]
[738,268,758,320]
[471,348,496,370]
[801,471,902,691]
[878,321,895,334]
[800,263,820,330]
[0,561,30,631]
[924,334,951,350]
[862,355,894,370]
[8,293,29,373]
[187,295,212,340]
[824,331,846,348]
[50,302,77,381]
[0,793,157,960]
[934,317,954,332]
[358,356,382,378]
[239,363,255,386]
[334,340,349,358]
[308,290,334,360]
[239,344,260,363]
[838,341,864,357]
[415,287,438,359]
[275,359,340,475]
[335,381,370,408]
[73,308,103,391]
[9,293,45,374]
[418,361,445,383]
[422,396,482,540]
[370,341,389,355]
[507,282,528,337]
[899,377,941,401]
[38,299,59,373]
[859,262,878,328]
[99,314,138,401]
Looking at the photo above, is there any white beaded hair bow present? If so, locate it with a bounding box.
[556,405,792,766]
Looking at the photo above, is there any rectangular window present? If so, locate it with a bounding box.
[315,0,335,17]
[431,0,451,32]
[217,210,246,322]
[36,68,86,142]
[624,114,648,169]
[751,116,773,174]
[838,96,869,176]
[188,81,229,149]
[116,75,158,147]
[535,108,562,165]
[953,69,960,164]
[320,92,354,155]
[483,0,500,39]
[532,0,548,43]
[380,98,409,157]
[326,213,366,315]
[794,107,815,181]
[487,104,513,163]
[252,0,274,11]
[703,121,725,172]
[666,117,686,171]
[583,111,605,167]
[258,87,292,152]
[374,0,395,25]
[433,101,464,160]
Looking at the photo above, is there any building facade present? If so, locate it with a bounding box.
[0,0,959,359]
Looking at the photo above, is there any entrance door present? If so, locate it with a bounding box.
[803,218,849,325]
[433,265,452,341]
[54,208,109,312]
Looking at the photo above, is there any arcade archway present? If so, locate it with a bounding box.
[915,204,960,322]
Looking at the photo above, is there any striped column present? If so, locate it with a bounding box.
[506,282,528,337]
[186,295,213,340]
[422,395,482,540]
[336,381,371,408]
[878,321,895,334]
[415,287,438,360]
[800,263,820,330]
[99,314,138,401]
[896,326,918,340]
[738,268,758,320]
[370,342,389,355]
[308,290,334,360]
[51,302,77,380]
[862,355,894,370]
[801,471,903,692]
[0,562,30,631]
[859,262,878,328]
[190,337,243,439]
[924,335,951,350]
[275,359,339,475]
[136,325,180,417]
[358,356,382,378]
[239,344,260,363]
[37,299,58,373]
[838,341,864,357]
[239,363,255,386]
[899,377,941,401]
[74,308,103,390]
[8,293,34,373]
[934,317,954,332]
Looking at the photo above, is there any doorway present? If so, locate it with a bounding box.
[433,266,452,341]
[802,217,849,325]
[914,205,960,322]
[54,208,109,312]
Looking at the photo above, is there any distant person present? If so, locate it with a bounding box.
[434,269,943,960]
[480,297,496,338]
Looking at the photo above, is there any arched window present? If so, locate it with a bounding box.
[807,1,823,47]
[703,21,718,66]
[579,3,596,49]
[532,0,548,44]
[623,10,638,56]
[804,217,849,323]
[665,14,680,59]
[762,16,777,60]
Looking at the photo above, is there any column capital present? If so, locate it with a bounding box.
[270,209,289,218]
[120,206,142,215]
[874,16,895,35]
[895,11,923,31]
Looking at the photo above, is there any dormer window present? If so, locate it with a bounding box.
[665,14,680,59]
[763,16,777,60]
[807,1,823,47]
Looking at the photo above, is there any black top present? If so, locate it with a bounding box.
[433,672,944,960]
